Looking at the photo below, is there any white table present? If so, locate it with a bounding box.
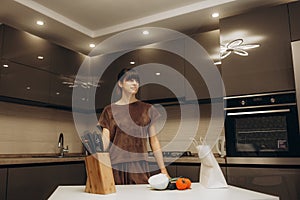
[48,183,279,200]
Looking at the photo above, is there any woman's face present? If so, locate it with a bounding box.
[119,78,139,95]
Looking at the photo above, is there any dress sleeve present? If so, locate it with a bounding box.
[98,106,111,131]
[148,105,161,127]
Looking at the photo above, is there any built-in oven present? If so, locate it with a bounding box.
[224,91,300,158]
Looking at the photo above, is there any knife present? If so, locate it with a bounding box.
[81,132,92,155]
[93,131,103,152]
[86,131,96,154]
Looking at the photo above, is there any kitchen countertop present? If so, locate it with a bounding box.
[0,154,225,165]
[48,183,279,200]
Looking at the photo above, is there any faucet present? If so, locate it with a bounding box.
[58,133,69,157]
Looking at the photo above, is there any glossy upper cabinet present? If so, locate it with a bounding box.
[185,30,221,101]
[220,4,294,96]
[0,60,50,103]
[0,25,3,58]
[2,25,53,70]
[0,24,86,108]
[288,1,300,41]
[138,47,185,102]
[51,45,86,76]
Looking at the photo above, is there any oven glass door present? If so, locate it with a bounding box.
[225,106,299,157]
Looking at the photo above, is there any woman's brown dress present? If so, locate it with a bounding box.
[99,101,160,184]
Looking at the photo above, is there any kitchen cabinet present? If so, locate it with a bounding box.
[2,25,53,71]
[51,45,86,76]
[6,162,86,200]
[0,24,88,109]
[220,4,294,96]
[93,46,186,109]
[138,47,185,102]
[288,1,300,41]
[227,165,300,200]
[0,168,7,200]
[0,60,50,103]
[49,74,73,108]
[0,25,4,58]
[185,30,221,100]
[176,164,200,182]
[149,163,176,178]
[93,50,139,110]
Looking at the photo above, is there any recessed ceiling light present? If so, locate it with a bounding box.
[155,72,161,76]
[212,13,219,18]
[56,92,60,95]
[26,86,31,90]
[89,43,96,48]
[130,61,135,65]
[37,56,44,60]
[142,30,149,35]
[36,20,44,26]
[3,64,8,68]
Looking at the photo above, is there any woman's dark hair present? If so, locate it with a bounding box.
[115,68,140,96]
[117,68,140,83]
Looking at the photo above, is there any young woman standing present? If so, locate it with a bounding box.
[98,68,169,184]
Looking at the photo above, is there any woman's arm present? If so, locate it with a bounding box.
[149,124,169,177]
[102,127,110,151]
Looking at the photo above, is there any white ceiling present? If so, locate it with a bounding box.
[0,0,297,55]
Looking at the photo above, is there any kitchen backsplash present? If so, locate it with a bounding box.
[0,101,224,155]
[0,101,82,154]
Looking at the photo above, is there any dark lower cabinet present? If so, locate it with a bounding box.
[176,164,200,182]
[149,163,176,178]
[6,162,86,200]
[0,168,8,200]
[227,165,300,200]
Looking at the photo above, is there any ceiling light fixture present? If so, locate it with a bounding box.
[155,72,161,76]
[130,61,135,65]
[36,20,44,26]
[62,80,100,89]
[3,64,8,68]
[142,30,149,35]
[212,12,219,18]
[220,39,260,59]
[89,43,95,48]
[37,56,44,60]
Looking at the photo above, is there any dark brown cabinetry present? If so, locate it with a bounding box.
[0,61,50,103]
[185,30,221,100]
[51,45,86,76]
[2,25,53,71]
[0,25,4,58]
[220,4,294,96]
[0,24,86,109]
[227,165,300,200]
[176,164,200,182]
[0,168,7,200]
[6,162,86,200]
[138,47,185,102]
[288,1,300,41]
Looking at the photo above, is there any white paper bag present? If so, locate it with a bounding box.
[196,144,228,189]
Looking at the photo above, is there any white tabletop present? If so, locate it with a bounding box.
[48,183,279,200]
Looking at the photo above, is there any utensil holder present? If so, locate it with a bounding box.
[84,152,116,194]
